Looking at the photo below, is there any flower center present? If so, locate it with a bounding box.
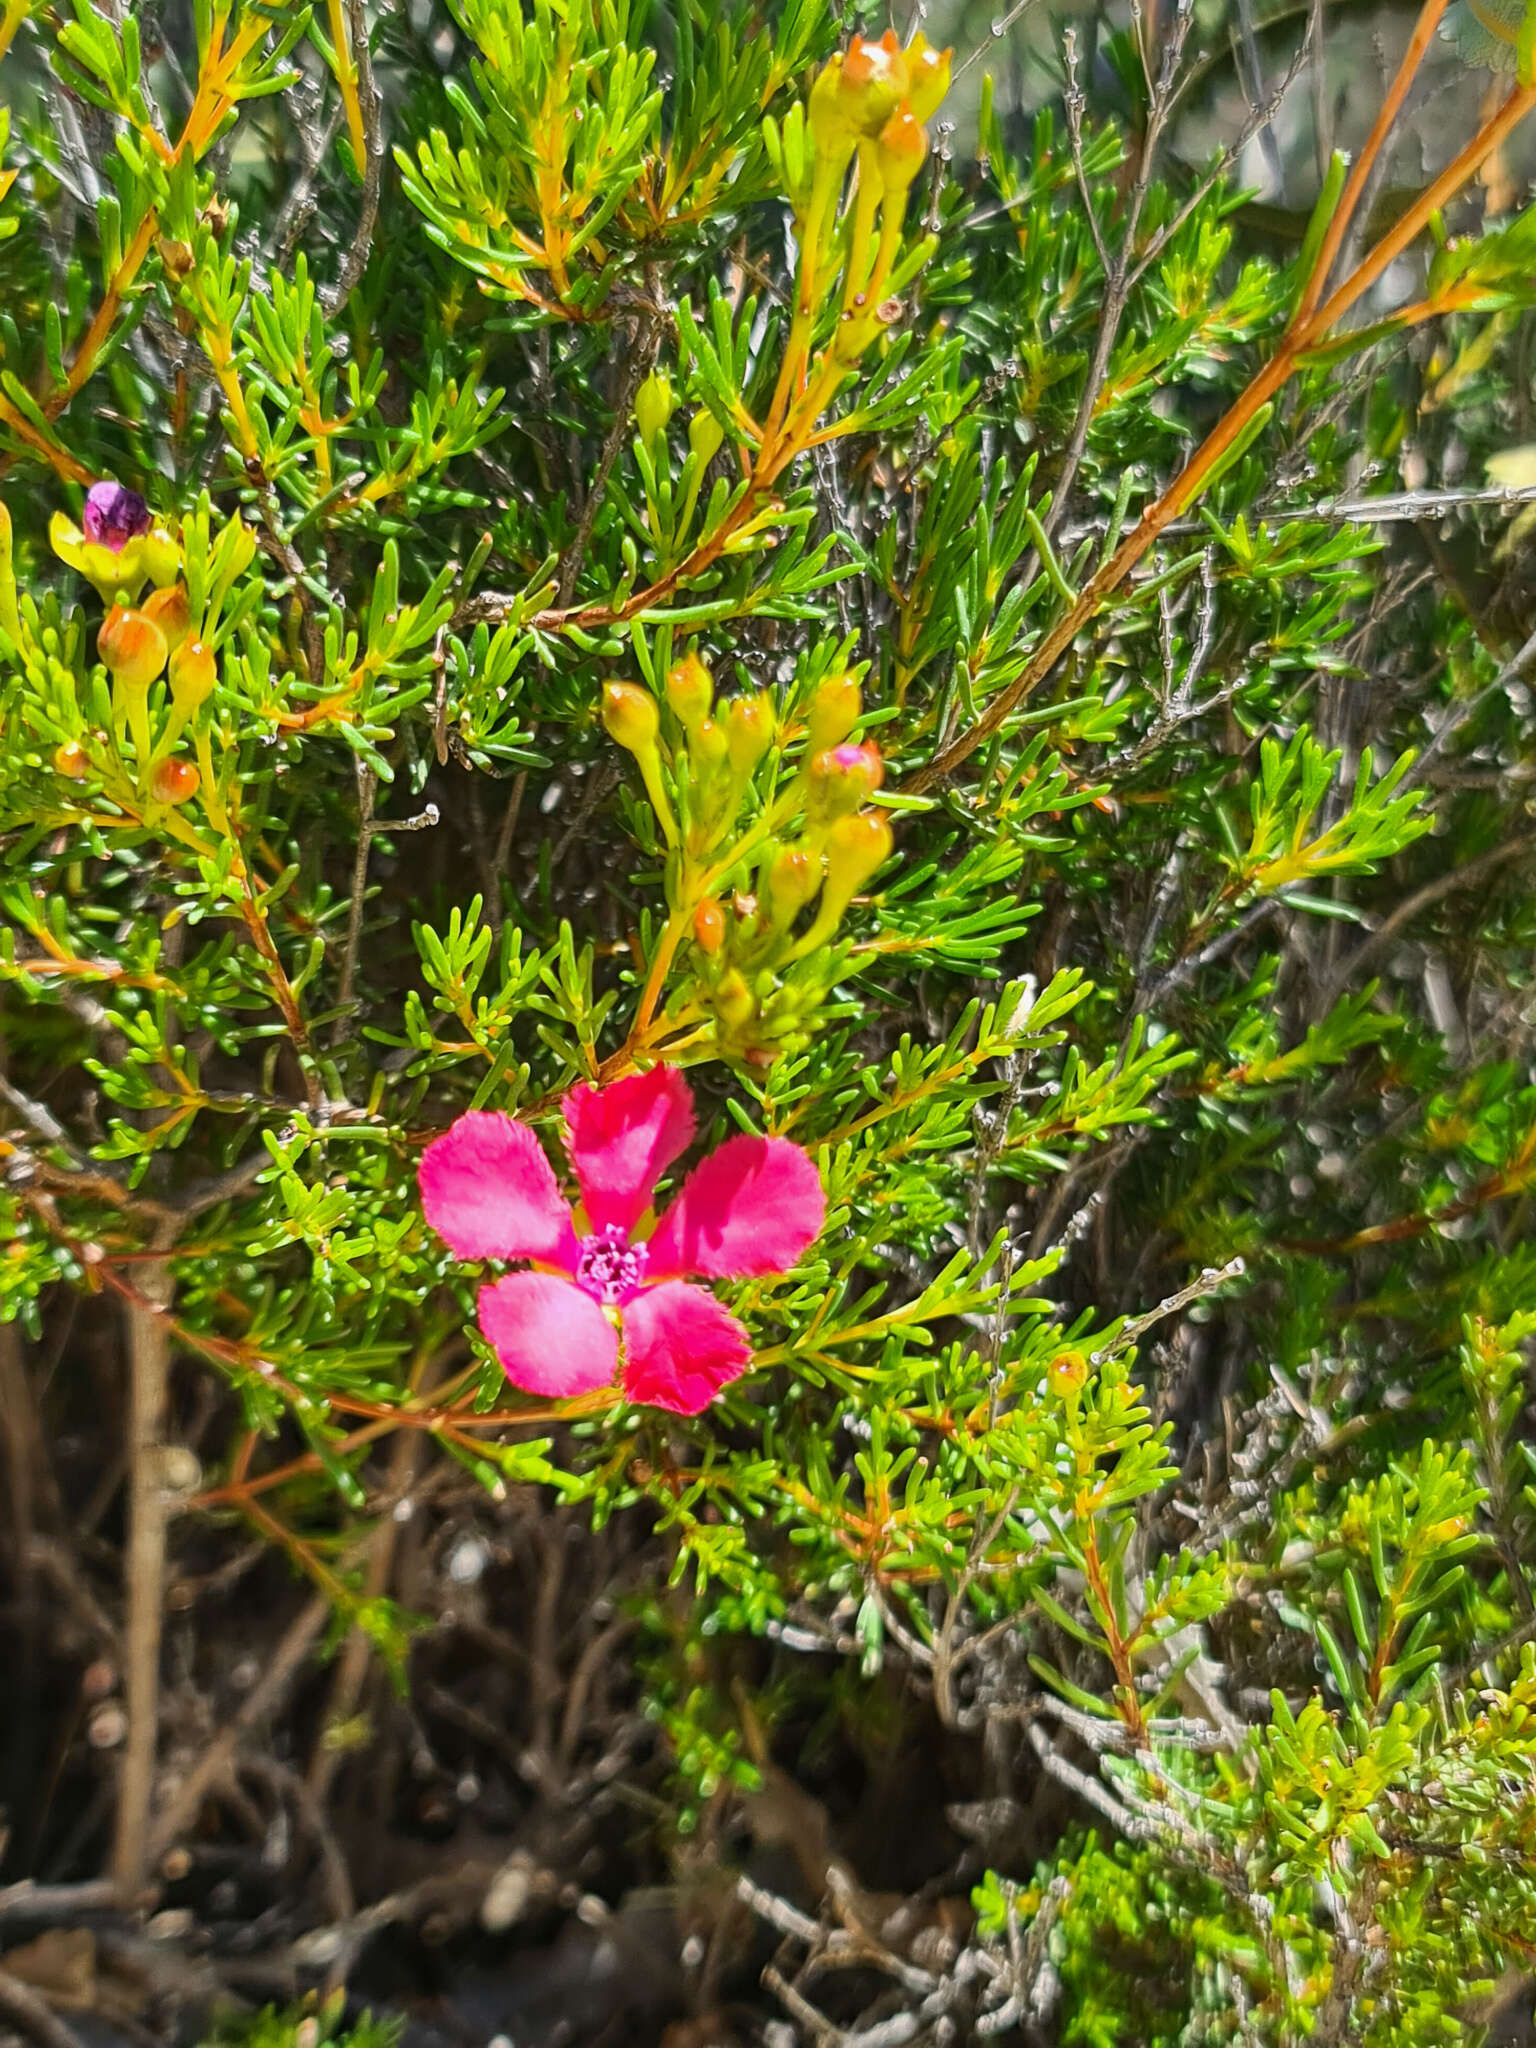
[575,1224,648,1305]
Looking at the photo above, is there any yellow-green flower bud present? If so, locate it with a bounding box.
[806,671,861,751]
[810,32,910,150]
[602,680,661,754]
[689,409,725,469]
[169,638,216,710]
[714,969,754,1028]
[823,809,893,904]
[903,34,952,122]
[724,691,774,774]
[765,846,820,928]
[635,369,675,446]
[665,651,713,730]
[690,717,730,773]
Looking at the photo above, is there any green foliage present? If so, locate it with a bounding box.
[4,0,1536,2038]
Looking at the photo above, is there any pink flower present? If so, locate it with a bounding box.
[418,1068,825,1415]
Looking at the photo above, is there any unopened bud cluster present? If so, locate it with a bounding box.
[603,655,893,1059]
[40,478,246,809]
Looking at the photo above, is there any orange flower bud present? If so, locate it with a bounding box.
[806,671,861,751]
[665,650,713,729]
[151,756,200,806]
[169,638,216,710]
[903,34,952,122]
[693,899,726,954]
[98,605,168,688]
[601,680,661,754]
[809,31,908,151]
[53,740,88,780]
[841,31,908,130]
[875,106,928,196]
[142,583,192,654]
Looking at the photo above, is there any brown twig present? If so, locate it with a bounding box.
[110,1219,178,1899]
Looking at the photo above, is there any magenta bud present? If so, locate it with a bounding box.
[82,481,152,554]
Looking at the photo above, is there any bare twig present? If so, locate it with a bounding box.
[145,1595,330,1866]
[0,1964,88,2048]
[322,0,385,312]
[111,1219,178,1899]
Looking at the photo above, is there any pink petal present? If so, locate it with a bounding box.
[646,1135,825,1281]
[420,1111,579,1267]
[478,1272,619,1397]
[621,1281,751,1415]
[563,1067,696,1233]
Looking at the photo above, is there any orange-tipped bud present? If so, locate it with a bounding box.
[169,638,216,710]
[693,899,726,954]
[98,605,168,688]
[875,106,928,196]
[151,756,200,806]
[903,34,952,122]
[601,680,661,754]
[142,583,192,653]
[765,846,820,928]
[808,742,885,820]
[724,691,774,774]
[665,651,713,729]
[809,31,908,151]
[53,740,88,780]
[806,671,861,751]
[1047,1350,1090,1399]
[824,808,893,899]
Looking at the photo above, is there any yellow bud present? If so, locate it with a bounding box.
[903,34,952,122]
[53,740,88,780]
[765,846,820,928]
[714,969,754,1028]
[1047,1351,1090,1400]
[665,650,713,729]
[635,369,675,446]
[723,691,774,774]
[169,638,216,709]
[824,809,893,900]
[98,606,168,689]
[806,671,861,750]
[690,717,730,772]
[689,409,725,469]
[601,680,661,754]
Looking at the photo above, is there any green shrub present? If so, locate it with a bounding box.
[4,0,1536,2036]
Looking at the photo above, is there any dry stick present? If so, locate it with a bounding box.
[0,1967,87,2048]
[111,1218,178,1899]
[306,1361,442,1804]
[1320,832,1536,1000]
[322,0,384,313]
[145,1593,330,1867]
[904,77,1536,796]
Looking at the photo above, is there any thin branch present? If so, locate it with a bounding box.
[322,0,385,312]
